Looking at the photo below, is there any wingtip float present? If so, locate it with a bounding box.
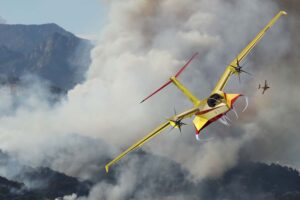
[105,11,286,173]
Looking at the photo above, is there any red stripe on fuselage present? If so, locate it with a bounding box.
[195,107,218,115]
[195,110,232,134]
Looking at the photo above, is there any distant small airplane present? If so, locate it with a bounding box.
[258,80,270,94]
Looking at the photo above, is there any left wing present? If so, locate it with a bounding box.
[105,107,199,173]
[212,11,287,93]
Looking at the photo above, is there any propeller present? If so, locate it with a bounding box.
[230,57,252,83]
[218,115,231,126]
[232,106,239,119]
[170,108,187,133]
[242,96,249,112]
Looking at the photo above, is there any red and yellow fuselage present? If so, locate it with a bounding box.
[192,92,241,137]
[169,76,242,138]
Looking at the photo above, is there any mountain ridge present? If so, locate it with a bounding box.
[0,23,92,91]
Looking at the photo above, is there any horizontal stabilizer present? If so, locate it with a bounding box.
[175,52,199,77]
[140,53,198,103]
[140,80,172,103]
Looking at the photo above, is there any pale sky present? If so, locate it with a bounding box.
[0,0,107,36]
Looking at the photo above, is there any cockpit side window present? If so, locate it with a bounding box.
[207,93,223,107]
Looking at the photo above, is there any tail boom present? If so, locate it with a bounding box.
[170,77,200,106]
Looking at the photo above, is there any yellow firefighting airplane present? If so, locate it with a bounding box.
[105,11,286,173]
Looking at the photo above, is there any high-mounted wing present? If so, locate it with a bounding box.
[212,11,287,93]
[105,107,199,173]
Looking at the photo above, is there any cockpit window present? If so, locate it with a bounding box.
[207,93,223,107]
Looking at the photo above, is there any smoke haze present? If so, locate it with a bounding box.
[0,0,299,199]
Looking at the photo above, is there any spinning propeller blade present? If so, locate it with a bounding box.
[170,107,187,133]
[230,56,252,83]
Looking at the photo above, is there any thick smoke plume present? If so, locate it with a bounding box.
[0,0,299,199]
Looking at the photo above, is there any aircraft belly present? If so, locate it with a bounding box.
[201,105,229,120]
[193,105,229,132]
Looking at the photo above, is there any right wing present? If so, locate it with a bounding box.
[105,107,199,173]
[212,11,287,93]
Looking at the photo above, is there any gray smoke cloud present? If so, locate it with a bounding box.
[0,0,298,199]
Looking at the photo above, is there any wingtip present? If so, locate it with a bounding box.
[140,99,145,104]
[105,165,109,173]
[281,11,287,15]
